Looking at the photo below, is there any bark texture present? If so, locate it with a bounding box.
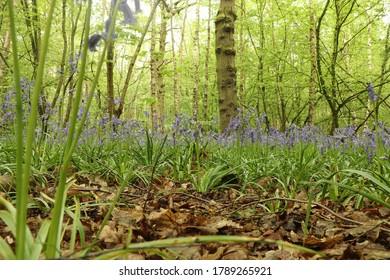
[215,0,238,133]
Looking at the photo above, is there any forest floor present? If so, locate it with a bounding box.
[10,172,389,260]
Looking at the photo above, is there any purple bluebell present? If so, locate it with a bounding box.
[367,83,378,102]
[69,56,78,72]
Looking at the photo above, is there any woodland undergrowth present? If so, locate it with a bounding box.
[1,113,390,259]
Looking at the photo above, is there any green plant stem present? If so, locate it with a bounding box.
[303,190,315,239]
[46,0,120,258]
[23,0,57,202]
[46,0,93,258]
[8,0,57,259]
[80,235,323,259]
[7,0,25,260]
[195,136,201,187]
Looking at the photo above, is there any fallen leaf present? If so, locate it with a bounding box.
[222,245,249,260]
[99,224,119,244]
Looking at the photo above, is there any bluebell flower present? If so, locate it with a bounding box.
[367,83,377,102]
[69,56,78,72]
[114,97,121,106]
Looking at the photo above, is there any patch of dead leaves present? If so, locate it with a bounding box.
[1,174,390,260]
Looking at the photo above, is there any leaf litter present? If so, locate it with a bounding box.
[1,172,389,260]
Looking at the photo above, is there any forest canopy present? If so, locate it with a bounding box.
[1,0,390,135]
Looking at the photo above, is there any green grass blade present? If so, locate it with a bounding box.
[88,235,323,259]
[315,179,390,209]
[341,169,390,195]
[29,219,51,260]
[7,0,27,260]
[46,0,93,259]
[0,237,16,260]
[0,211,15,232]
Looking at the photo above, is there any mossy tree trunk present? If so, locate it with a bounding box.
[215,0,238,133]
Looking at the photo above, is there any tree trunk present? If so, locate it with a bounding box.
[316,0,355,134]
[106,40,115,121]
[156,2,167,128]
[203,0,212,121]
[315,0,337,134]
[150,2,158,131]
[192,0,201,121]
[21,0,40,76]
[21,0,48,130]
[307,0,316,126]
[215,0,238,133]
[277,71,287,132]
[365,24,373,128]
[115,0,161,119]
[0,27,11,90]
[51,0,68,112]
[170,0,179,115]
[271,5,288,132]
[376,23,390,120]
[177,0,190,116]
[252,0,270,130]
[237,0,246,108]
[63,2,83,127]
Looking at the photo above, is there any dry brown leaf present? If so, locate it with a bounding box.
[222,245,249,260]
[202,246,226,260]
[377,206,390,218]
[264,249,296,260]
[0,173,14,192]
[171,246,202,260]
[357,243,390,260]
[99,224,119,244]
[148,209,179,238]
[289,231,343,249]
[303,235,344,249]
[91,175,108,188]
[325,227,345,237]
[112,206,144,225]
[207,217,243,232]
[4,172,389,260]
[117,253,145,260]
[320,243,348,259]
[340,245,362,260]
[346,220,382,242]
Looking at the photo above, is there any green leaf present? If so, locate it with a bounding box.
[341,169,390,195]
[0,237,16,260]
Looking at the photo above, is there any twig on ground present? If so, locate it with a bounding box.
[241,197,390,234]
